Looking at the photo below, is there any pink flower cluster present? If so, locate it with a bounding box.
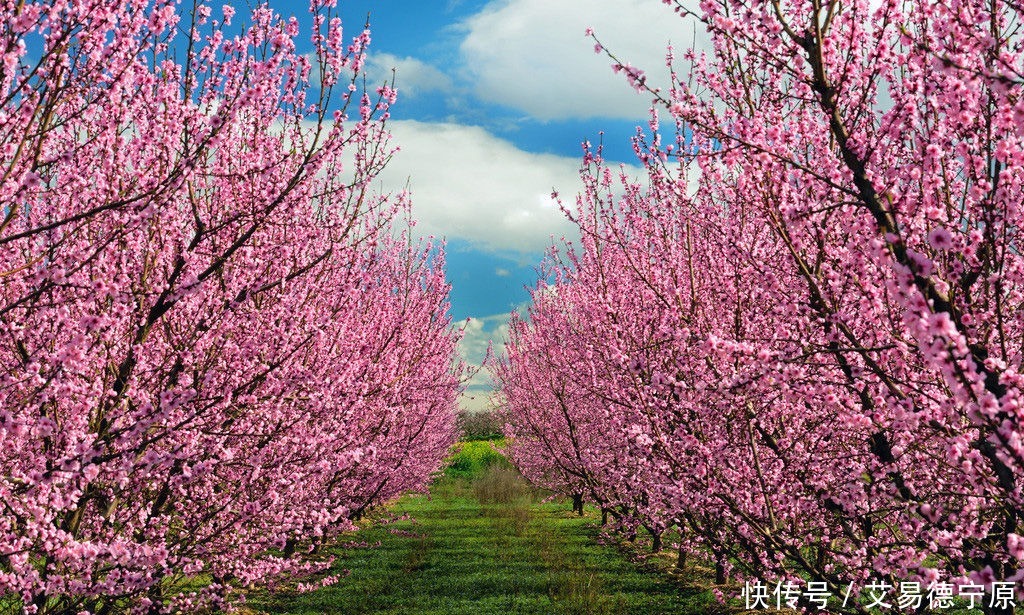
[0,1,459,612]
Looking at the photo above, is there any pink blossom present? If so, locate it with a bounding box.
[928,227,954,251]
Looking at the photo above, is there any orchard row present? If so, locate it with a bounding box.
[498,1,1024,614]
[0,2,460,613]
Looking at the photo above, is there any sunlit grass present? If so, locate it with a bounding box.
[243,446,722,614]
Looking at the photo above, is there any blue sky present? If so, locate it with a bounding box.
[252,0,692,410]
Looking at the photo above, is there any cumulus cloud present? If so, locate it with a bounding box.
[365,52,454,98]
[456,313,511,412]
[458,390,503,413]
[457,313,510,367]
[458,0,706,121]
[376,120,589,252]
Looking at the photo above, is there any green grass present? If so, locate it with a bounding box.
[244,447,721,614]
[5,443,989,614]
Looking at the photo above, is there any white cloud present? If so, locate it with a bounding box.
[458,316,488,363]
[457,313,511,367]
[376,120,586,252]
[455,312,512,412]
[365,53,453,98]
[458,0,705,121]
[458,389,503,413]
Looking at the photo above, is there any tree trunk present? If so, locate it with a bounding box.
[572,493,583,515]
[715,561,727,584]
[647,526,663,553]
[146,575,166,615]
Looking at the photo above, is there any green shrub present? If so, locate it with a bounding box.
[443,440,510,479]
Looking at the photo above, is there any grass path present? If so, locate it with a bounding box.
[247,465,719,614]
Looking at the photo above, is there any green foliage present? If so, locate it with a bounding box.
[245,465,720,614]
[443,439,510,479]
